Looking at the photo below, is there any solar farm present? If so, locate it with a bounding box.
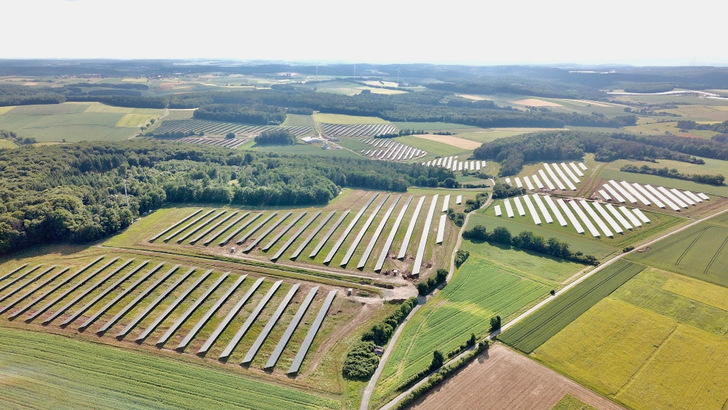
[422,155,487,172]
[152,119,313,138]
[357,138,426,162]
[0,255,340,374]
[147,189,464,277]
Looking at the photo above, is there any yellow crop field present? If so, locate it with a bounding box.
[0,106,16,115]
[116,113,156,127]
[616,324,728,410]
[84,102,162,116]
[533,298,676,395]
[662,274,728,311]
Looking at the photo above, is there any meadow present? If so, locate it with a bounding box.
[0,102,163,142]
[0,326,339,409]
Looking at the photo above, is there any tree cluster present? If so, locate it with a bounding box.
[193,103,286,125]
[417,269,448,295]
[343,297,418,380]
[454,250,470,268]
[678,120,728,134]
[0,129,36,145]
[492,182,526,198]
[447,208,465,227]
[620,164,724,185]
[253,128,296,145]
[464,192,489,212]
[463,225,599,265]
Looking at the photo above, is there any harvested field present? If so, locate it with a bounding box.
[412,343,621,410]
[513,98,563,107]
[411,134,481,150]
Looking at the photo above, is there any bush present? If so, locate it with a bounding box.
[490,315,501,332]
[430,350,444,370]
[454,250,469,268]
[342,341,379,380]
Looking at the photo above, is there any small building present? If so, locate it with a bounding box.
[374,346,384,356]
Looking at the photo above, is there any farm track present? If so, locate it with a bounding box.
[361,185,492,409]
[704,234,728,274]
[377,200,728,410]
[674,227,708,266]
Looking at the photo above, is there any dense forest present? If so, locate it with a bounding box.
[193,103,287,125]
[0,141,452,256]
[473,130,712,176]
[254,129,296,145]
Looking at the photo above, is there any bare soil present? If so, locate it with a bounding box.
[411,343,622,410]
[513,98,563,107]
[412,134,481,150]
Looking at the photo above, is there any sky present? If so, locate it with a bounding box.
[2,0,724,66]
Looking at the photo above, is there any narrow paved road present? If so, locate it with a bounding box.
[378,204,728,410]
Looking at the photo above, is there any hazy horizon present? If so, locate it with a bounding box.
[3,0,724,67]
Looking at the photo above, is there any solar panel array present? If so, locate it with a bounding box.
[0,258,339,374]
[422,156,486,173]
[494,194,651,237]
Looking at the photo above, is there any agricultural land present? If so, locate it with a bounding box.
[2,61,728,410]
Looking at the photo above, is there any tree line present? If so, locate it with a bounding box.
[463,225,599,265]
[474,130,709,176]
[620,164,725,185]
[193,103,287,125]
[0,141,454,256]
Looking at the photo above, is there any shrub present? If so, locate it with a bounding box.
[342,341,379,380]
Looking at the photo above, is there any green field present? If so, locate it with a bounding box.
[283,114,316,128]
[0,326,338,409]
[374,254,550,404]
[627,216,728,287]
[532,266,728,410]
[0,139,17,149]
[500,260,646,353]
[552,394,597,410]
[458,240,584,285]
[0,102,163,142]
[313,113,389,124]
